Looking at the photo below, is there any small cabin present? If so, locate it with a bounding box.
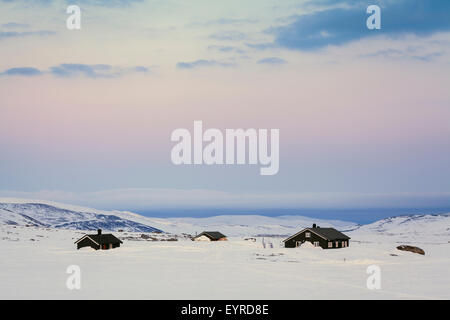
[283,224,350,249]
[193,231,227,241]
[74,229,123,250]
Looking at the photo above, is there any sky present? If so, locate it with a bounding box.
[1,0,450,221]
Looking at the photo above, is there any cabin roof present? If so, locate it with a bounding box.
[283,227,350,242]
[309,228,350,240]
[195,231,227,240]
[74,233,123,245]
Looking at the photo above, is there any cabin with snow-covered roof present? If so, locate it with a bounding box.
[74,229,123,250]
[193,231,227,241]
[283,224,350,249]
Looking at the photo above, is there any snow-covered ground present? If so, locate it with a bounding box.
[0,224,449,299]
[0,198,449,299]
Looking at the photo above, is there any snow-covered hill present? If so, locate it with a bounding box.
[0,200,162,233]
[348,213,450,243]
[163,215,356,237]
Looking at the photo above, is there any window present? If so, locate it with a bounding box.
[335,241,339,248]
[314,241,319,247]
[342,241,347,248]
[328,242,333,248]
[305,232,311,238]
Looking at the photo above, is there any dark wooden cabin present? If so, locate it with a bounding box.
[74,229,123,250]
[283,224,350,249]
[193,231,227,241]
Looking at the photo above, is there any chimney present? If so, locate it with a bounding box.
[97,229,102,235]
[312,223,316,228]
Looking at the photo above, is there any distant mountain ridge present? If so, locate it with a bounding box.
[350,213,450,234]
[0,202,163,233]
[0,198,357,236]
[1,198,449,238]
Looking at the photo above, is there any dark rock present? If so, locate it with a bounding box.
[140,234,157,241]
[396,245,425,255]
[162,238,178,241]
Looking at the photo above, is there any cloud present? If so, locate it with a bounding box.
[0,63,152,78]
[209,31,247,41]
[358,41,448,63]
[0,30,55,40]
[50,64,120,78]
[176,59,234,69]
[67,0,145,7]
[207,45,246,54]
[0,67,42,76]
[300,0,364,10]
[0,0,144,7]
[0,0,53,6]
[132,66,150,72]
[409,51,445,62]
[1,22,30,29]
[208,45,235,52]
[257,57,287,65]
[271,0,450,51]
[189,18,258,28]
[245,42,275,50]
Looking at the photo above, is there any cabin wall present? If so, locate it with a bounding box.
[77,238,100,250]
[76,239,121,250]
[100,243,121,250]
[194,235,211,241]
[284,231,328,248]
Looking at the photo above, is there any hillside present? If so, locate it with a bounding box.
[348,213,450,243]
[0,201,162,233]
